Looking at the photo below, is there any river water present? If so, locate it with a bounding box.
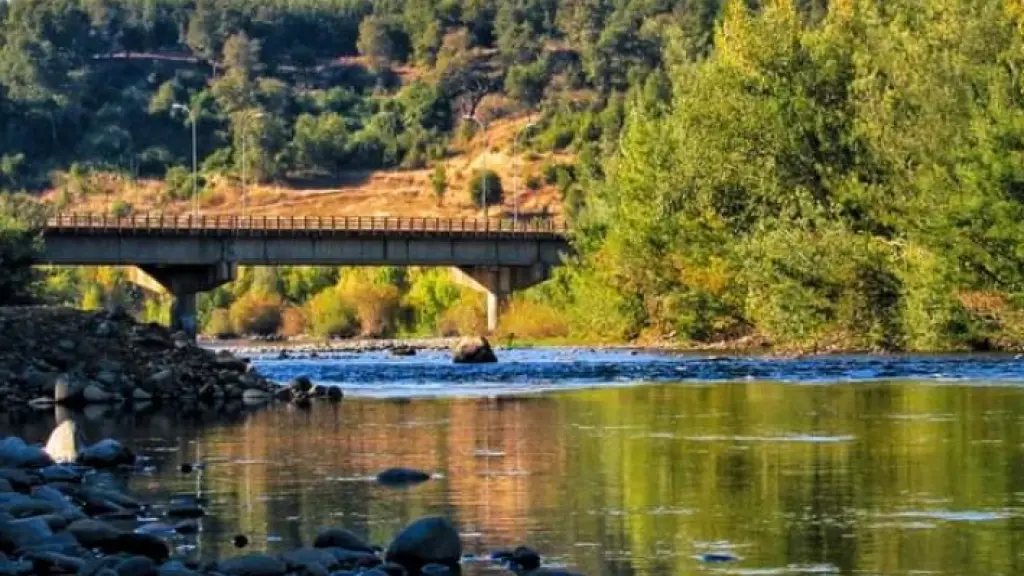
[6,350,1024,575]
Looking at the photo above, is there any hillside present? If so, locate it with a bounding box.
[43,117,570,220]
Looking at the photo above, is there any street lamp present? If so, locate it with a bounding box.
[171,103,198,219]
[512,119,538,230]
[238,110,265,222]
[463,114,490,220]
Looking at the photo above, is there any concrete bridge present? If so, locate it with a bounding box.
[42,214,571,336]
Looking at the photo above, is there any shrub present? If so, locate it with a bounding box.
[339,278,401,337]
[525,174,542,191]
[229,291,283,336]
[204,308,236,339]
[430,163,448,205]
[111,200,133,218]
[437,293,486,336]
[279,306,309,337]
[306,287,358,338]
[466,169,503,208]
[164,166,203,201]
[498,299,570,340]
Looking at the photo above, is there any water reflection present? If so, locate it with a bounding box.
[4,380,1024,575]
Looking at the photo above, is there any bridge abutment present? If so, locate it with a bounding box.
[452,265,551,332]
[132,263,236,338]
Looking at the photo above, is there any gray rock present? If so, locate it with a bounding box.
[115,556,158,576]
[242,389,271,404]
[0,437,53,468]
[146,370,174,391]
[24,550,87,573]
[281,548,338,573]
[132,387,153,401]
[217,554,288,576]
[513,546,542,571]
[0,517,53,553]
[78,439,134,468]
[289,376,313,394]
[313,527,373,553]
[95,371,119,387]
[451,337,497,364]
[385,516,462,573]
[158,561,200,576]
[83,384,117,403]
[421,564,453,576]
[45,420,85,464]
[68,518,121,548]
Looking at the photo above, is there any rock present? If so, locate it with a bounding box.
[385,516,462,573]
[0,437,54,468]
[25,550,87,573]
[281,548,339,572]
[95,321,114,337]
[132,387,153,401]
[376,468,431,487]
[524,570,586,576]
[0,517,53,553]
[513,546,542,571]
[289,376,313,394]
[166,503,204,519]
[68,518,122,549]
[242,389,272,404]
[421,564,453,576]
[391,346,416,357]
[145,370,174,391]
[217,554,288,576]
[39,465,83,483]
[115,556,158,576]
[95,371,119,386]
[158,561,199,576]
[45,420,85,464]
[78,439,134,468]
[83,384,117,403]
[172,520,199,534]
[325,386,344,402]
[313,527,374,553]
[451,337,497,364]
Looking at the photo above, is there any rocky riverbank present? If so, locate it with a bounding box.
[0,307,279,410]
[0,424,583,576]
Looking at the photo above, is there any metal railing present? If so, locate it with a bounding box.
[45,213,569,236]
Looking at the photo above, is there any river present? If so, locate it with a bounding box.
[5,350,1024,575]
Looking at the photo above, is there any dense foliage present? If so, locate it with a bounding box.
[557,0,1024,350]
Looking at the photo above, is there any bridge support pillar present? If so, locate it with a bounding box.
[131,263,236,339]
[452,265,550,333]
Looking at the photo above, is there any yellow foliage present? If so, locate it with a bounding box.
[204,308,236,338]
[279,306,309,337]
[339,279,401,337]
[497,299,570,340]
[229,291,283,336]
[438,293,486,336]
[305,287,357,338]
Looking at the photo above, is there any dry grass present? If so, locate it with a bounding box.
[43,116,570,220]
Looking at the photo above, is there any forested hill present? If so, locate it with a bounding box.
[0,0,732,195]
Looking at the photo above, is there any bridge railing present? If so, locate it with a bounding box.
[46,213,568,235]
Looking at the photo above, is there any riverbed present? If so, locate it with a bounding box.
[5,350,1024,575]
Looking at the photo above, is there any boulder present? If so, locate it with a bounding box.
[112,533,169,562]
[513,546,542,571]
[45,421,86,464]
[313,527,373,553]
[0,437,54,468]
[289,376,314,394]
[217,554,288,576]
[78,439,134,468]
[0,517,53,553]
[114,556,158,576]
[82,384,117,403]
[375,468,431,487]
[385,516,462,573]
[451,337,497,364]
[421,564,453,576]
[67,518,121,549]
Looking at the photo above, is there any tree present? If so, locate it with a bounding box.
[222,32,261,78]
[467,169,503,207]
[292,113,350,176]
[431,163,448,205]
[0,194,44,305]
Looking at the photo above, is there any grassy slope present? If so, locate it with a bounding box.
[45,116,571,220]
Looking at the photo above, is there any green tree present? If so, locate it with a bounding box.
[431,162,448,205]
[467,169,503,208]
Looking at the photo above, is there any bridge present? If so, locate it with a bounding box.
[42,214,572,337]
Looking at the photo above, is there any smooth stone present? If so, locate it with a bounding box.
[242,389,271,404]
[376,468,431,487]
[217,554,288,576]
[0,480,11,494]
[25,550,87,573]
[325,386,343,401]
[83,384,117,403]
[0,469,35,492]
[385,516,461,573]
[421,564,453,575]
[0,517,53,553]
[132,387,153,401]
[322,548,381,569]
[39,465,83,483]
[78,439,134,468]
[288,376,313,394]
[451,336,497,364]
[173,520,199,534]
[371,563,409,576]
[158,560,199,576]
[513,546,542,571]
[68,518,121,548]
[115,556,158,576]
[282,548,339,571]
[112,533,169,562]
[0,437,53,469]
[313,527,373,553]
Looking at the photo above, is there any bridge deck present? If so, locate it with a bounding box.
[45,214,568,240]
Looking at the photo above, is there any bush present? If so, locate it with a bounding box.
[437,293,486,336]
[204,308,236,339]
[339,277,401,337]
[498,299,570,340]
[229,291,283,336]
[466,169,503,208]
[306,287,358,338]
[163,166,205,201]
[525,174,542,191]
[111,200,133,218]
[280,306,309,337]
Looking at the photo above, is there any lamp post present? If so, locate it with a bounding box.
[463,114,490,220]
[239,110,264,223]
[171,103,198,219]
[512,120,538,230]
